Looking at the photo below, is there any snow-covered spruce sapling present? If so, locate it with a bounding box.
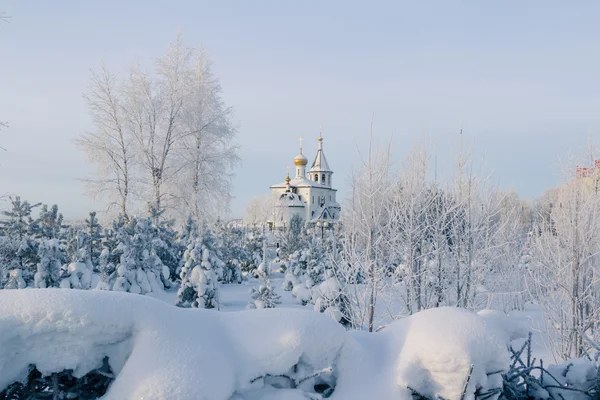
[278,213,307,260]
[242,228,264,276]
[60,231,93,290]
[282,236,329,306]
[112,218,170,294]
[177,242,220,309]
[34,239,63,288]
[247,263,281,309]
[36,204,64,240]
[96,248,115,290]
[216,224,246,284]
[85,211,103,269]
[248,241,280,309]
[0,196,41,284]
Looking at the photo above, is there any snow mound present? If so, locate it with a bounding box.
[0,290,518,399]
[386,307,514,399]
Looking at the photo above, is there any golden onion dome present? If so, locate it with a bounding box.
[294,153,308,166]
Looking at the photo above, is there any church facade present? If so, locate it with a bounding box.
[269,135,341,229]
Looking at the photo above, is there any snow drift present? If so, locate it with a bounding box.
[0,289,520,399]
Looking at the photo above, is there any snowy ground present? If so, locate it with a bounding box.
[153,272,553,362]
[152,272,309,312]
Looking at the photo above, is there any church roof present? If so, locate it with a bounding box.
[311,203,341,221]
[276,192,305,208]
[270,177,335,189]
[308,135,331,173]
[308,149,331,173]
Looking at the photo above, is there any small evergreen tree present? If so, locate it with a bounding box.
[112,218,170,294]
[0,196,40,240]
[36,204,64,239]
[198,225,224,281]
[34,239,63,288]
[279,214,307,260]
[96,248,115,290]
[0,196,41,284]
[247,243,280,309]
[243,227,264,276]
[216,224,247,284]
[152,218,180,288]
[85,211,103,269]
[176,242,220,309]
[283,235,328,305]
[60,231,93,289]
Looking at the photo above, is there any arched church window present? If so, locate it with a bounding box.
[315,174,319,182]
[322,174,326,184]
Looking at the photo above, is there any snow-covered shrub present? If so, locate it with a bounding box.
[313,271,351,327]
[3,268,26,289]
[247,283,281,309]
[34,239,63,288]
[177,242,220,309]
[60,261,93,289]
[495,332,600,400]
[0,357,114,400]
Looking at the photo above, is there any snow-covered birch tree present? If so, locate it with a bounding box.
[529,164,600,360]
[78,33,239,224]
[338,119,393,331]
[387,143,433,314]
[77,64,135,220]
[171,46,240,222]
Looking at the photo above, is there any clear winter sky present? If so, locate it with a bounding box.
[2,1,600,221]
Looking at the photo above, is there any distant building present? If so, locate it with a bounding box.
[576,160,600,191]
[269,134,341,229]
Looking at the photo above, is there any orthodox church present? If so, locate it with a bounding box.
[269,134,341,229]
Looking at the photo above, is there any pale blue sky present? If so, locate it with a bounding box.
[2,1,600,220]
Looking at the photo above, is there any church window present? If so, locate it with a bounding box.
[322,174,326,184]
[315,174,319,182]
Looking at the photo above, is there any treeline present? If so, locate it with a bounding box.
[0,197,266,308]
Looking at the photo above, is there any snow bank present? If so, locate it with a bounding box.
[0,290,521,399]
